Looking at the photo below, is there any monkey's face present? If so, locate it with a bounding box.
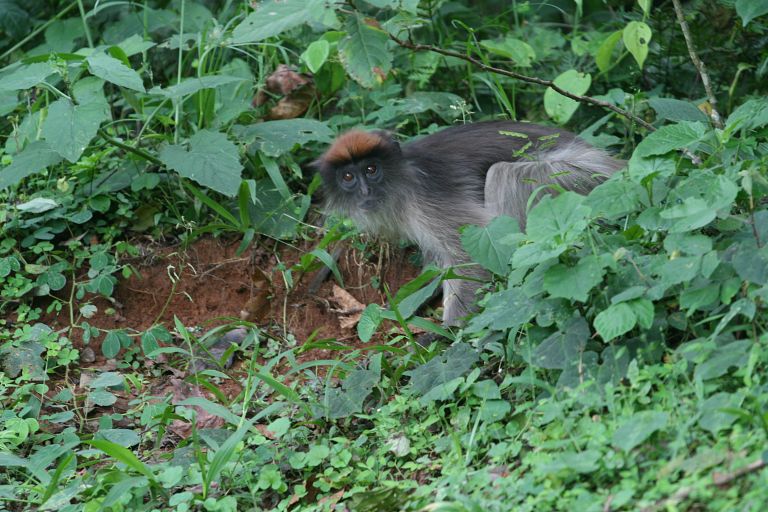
[334,159,385,212]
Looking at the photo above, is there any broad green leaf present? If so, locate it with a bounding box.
[612,411,668,452]
[595,30,622,73]
[466,289,538,332]
[0,62,56,90]
[544,69,591,124]
[301,40,330,73]
[637,0,652,15]
[0,141,63,189]
[406,343,478,396]
[513,192,590,267]
[234,119,334,157]
[531,316,590,369]
[159,130,243,197]
[627,298,654,329]
[698,393,743,434]
[585,178,643,219]
[86,52,145,92]
[325,355,381,418]
[41,98,108,163]
[634,121,706,157]
[97,429,140,447]
[357,304,382,342]
[149,75,247,100]
[245,179,310,239]
[396,275,442,319]
[231,0,325,44]
[101,330,131,358]
[338,14,393,88]
[460,216,522,275]
[623,21,652,69]
[649,98,708,123]
[594,302,636,341]
[726,98,768,132]
[543,255,605,302]
[661,172,738,232]
[480,37,536,67]
[735,0,768,26]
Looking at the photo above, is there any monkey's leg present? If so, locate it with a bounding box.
[484,141,624,227]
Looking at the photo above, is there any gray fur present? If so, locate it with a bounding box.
[317,122,625,326]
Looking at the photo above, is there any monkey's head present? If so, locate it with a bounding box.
[313,130,412,235]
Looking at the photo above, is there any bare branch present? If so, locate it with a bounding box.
[389,35,656,132]
[671,0,724,128]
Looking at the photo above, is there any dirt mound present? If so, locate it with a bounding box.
[43,236,422,359]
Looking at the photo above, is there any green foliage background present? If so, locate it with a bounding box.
[1,0,768,510]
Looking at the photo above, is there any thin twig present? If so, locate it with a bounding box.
[671,0,723,128]
[389,35,656,132]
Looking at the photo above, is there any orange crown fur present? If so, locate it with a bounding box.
[321,130,385,165]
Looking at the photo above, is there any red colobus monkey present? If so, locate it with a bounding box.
[314,121,623,325]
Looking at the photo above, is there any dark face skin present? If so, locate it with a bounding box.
[335,158,384,212]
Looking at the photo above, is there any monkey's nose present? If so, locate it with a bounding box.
[359,182,370,196]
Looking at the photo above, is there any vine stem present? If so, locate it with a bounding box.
[97,129,162,165]
[389,35,656,132]
[671,0,723,128]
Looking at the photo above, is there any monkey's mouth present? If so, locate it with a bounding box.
[359,198,379,210]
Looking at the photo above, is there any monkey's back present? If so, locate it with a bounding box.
[402,120,576,177]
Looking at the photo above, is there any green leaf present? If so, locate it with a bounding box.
[531,316,590,369]
[612,411,668,452]
[86,52,145,92]
[41,98,108,163]
[357,304,382,343]
[595,30,622,73]
[0,141,63,189]
[301,40,331,73]
[395,275,442,319]
[513,193,590,267]
[231,0,326,44]
[627,298,654,329]
[159,130,243,197]
[648,98,708,123]
[623,21,652,69]
[96,429,140,447]
[325,356,381,418]
[460,216,522,275]
[735,0,768,26]
[338,14,393,88]
[594,302,636,341]
[87,439,156,480]
[101,330,131,358]
[235,119,334,157]
[698,392,743,434]
[466,289,538,332]
[660,171,738,232]
[406,343,478,396]
[178,397,241,426]
[0,62,56,90]
[585,178,643,219]
[480,37,536,67]
[544,69,591,124]
[149,75,247,100]
[634,121,706,157]
[543,255,605,302]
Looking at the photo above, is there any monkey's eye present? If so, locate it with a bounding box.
[365,164,378,176]
[342,172,354,182]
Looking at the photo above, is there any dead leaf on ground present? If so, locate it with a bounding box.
[331,284,364,330]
